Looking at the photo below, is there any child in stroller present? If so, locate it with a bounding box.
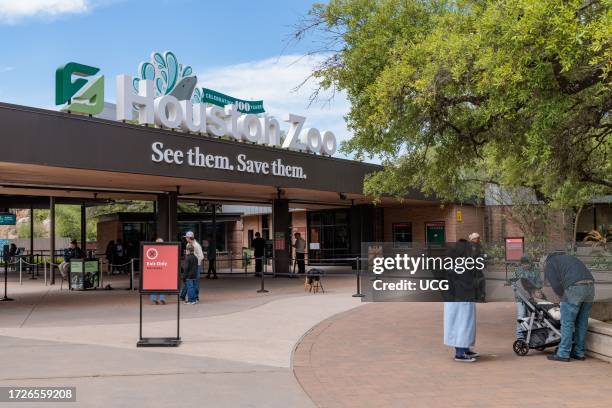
[513,254,543,340]
[511,277,562,356]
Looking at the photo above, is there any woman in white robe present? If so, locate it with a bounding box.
[444,302,476,359]
[443,239,479,362]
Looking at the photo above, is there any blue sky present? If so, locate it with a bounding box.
[0,0,353,157]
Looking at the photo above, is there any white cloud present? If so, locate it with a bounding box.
[196,55,354,158]
[0,0,89,24]
[0,66,14,73]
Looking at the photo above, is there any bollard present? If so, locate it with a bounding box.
[229,250,233,274]
[29,257,37,280]
[257,256,268,293]
[19,258,22,285]
[1,256,14,301]
[130,259,135,291]
[352,257,365,298]
[44,261,47,286]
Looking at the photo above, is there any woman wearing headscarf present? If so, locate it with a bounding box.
[444,239,479,362]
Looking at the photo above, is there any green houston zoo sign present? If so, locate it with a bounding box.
[55,50,337,156]
[56,51,265,115]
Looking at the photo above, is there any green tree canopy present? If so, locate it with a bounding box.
[297,0,611,204]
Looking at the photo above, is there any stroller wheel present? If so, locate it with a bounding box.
[513,339,529,356]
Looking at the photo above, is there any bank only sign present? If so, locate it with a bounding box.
[55,51,337,180]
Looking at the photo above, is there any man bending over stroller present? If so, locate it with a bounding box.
[514,254,543,341]
[544,252,594,362]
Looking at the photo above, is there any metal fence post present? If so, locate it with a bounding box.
[257,256,268,293]
[44,261,47,286]
[130,258,135,291]
[229,250,233,274]
[352,256,365,298]
[19,258,22,285]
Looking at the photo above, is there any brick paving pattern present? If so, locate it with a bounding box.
[293,302,612,408]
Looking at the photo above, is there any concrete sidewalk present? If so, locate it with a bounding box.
[0,276,362,407]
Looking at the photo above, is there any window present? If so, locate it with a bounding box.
[392,223,412,248]
[262,215,270,240]
[247,229,254,247]
[202,222,226,252]
[307,209,351,263]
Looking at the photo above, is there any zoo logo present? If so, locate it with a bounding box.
[133,51,196,102]
[146,248,159,261]
[133,50,265,114]
[55,62,104,115]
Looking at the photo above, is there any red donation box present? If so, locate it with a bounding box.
[140,243,180,293]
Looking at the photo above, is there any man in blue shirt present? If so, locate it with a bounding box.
[544,252,594,362]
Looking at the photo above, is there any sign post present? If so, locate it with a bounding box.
[137,242,181,347]
[2,244,14,301]
[0,213,16,302]
[504,237,525,282]
[505,237,525,262]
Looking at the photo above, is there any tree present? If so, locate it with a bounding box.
[296,0,611,205]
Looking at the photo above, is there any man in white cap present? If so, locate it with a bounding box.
[181,231,203,303]
[468,232,486,302]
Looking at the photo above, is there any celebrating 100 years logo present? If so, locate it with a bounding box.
[55,50,336,156]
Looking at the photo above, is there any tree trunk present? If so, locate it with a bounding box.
[572,204,584,252]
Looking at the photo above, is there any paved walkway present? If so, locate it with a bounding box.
[0,275,362,407]
[4,274,612,407]
[293,302,612,408]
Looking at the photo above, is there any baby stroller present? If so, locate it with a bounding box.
[511,278,561,356]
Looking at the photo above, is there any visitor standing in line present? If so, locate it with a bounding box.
[206,235,217,279]
[252,232,266,277]
[183,243,199,305]
[292,232,306,274]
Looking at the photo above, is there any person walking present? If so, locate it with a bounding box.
[186,232,204,300]
[179,232,203,302]
[105,240,116,272]
[252,232,266,276]
[544,252,595,362]
[182,243,199,305]
[292,232,306,274]
[444,239,479,362]
[115,239,126,273]
[206,235,217,279]
[149,238,166,305]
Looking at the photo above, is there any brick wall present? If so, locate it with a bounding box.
[96,220,121,258]
[241,215,261,248]
[227,220,243,255]
[485,205,571,245]
[383,204,485,243]
[453,205,486,242]
[291,211,307,237]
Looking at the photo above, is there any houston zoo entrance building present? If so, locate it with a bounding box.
[0,100,489,278]
[0,52,497,283]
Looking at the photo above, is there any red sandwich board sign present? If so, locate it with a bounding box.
[138,242,181,347]
[505,237,524,262]
[140,243,180,293]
